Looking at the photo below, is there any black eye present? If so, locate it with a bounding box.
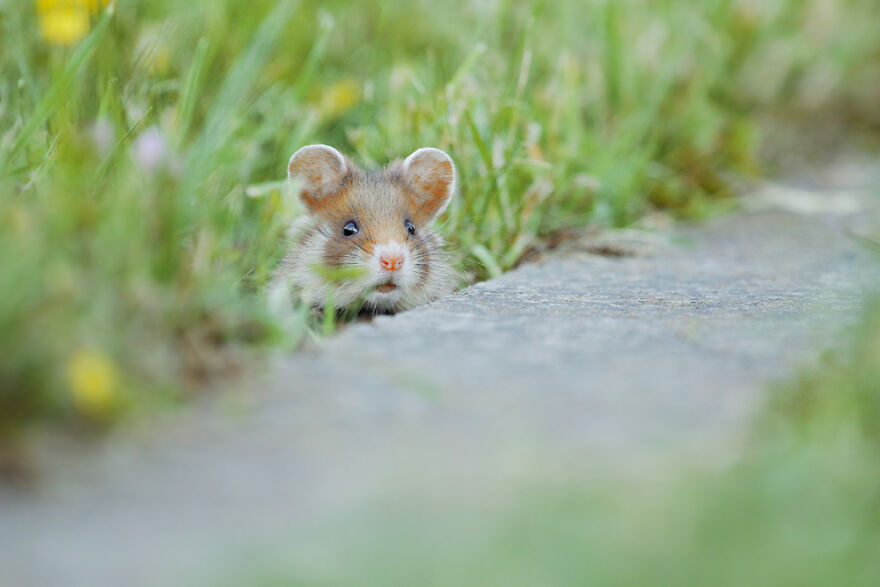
[342,221,359,237]
[405,220,415,235]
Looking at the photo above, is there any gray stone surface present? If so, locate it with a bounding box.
[1,160,878,586]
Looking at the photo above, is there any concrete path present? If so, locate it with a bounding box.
[1,160,878,586]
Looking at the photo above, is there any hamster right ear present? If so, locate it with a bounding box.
[401,147,455,222]
[287,144,348,214]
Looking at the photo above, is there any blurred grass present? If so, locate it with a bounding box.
[2,0,880,432]
[228,449,880,586]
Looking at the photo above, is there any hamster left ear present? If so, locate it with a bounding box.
[401,148,455,221]
[288,144,348,214]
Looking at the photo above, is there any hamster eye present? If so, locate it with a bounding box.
[342,221,359,237]
[404,220,415,235]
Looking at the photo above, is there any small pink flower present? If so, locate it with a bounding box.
[132,126,168,173]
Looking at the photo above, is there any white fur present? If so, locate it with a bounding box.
[271,218,455,314]
[362,240,413,310]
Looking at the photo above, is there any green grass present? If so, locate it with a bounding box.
[225,448,880,586]
[2,0,880,432]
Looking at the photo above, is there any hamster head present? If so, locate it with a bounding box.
[283,144,456,313]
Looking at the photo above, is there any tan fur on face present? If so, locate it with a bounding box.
[270,146,456,314]
[318,171,414,258]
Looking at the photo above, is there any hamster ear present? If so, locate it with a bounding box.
[401,148,455,221]
[288,144,348,214]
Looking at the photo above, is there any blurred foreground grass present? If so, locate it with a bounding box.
[2,0,880,432]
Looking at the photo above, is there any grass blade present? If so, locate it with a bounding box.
[176,37,212,147]
[2,6,113,166]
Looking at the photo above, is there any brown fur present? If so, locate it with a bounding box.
[272,145,456,314]
[312,161,448,265]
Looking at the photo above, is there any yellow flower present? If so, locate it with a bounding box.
[35,0,110,46]
[36,0,108,14]
[320,79,361,118]
[83,0,111,13]
[66,348,121,417]
[39,6,90,45]
[36,0,57,13]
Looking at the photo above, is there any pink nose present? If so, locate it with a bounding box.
[380,254,404,271]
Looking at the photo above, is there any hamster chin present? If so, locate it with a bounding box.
[362,285,406,312]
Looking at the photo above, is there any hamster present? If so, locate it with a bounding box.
[270,144,457,314]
